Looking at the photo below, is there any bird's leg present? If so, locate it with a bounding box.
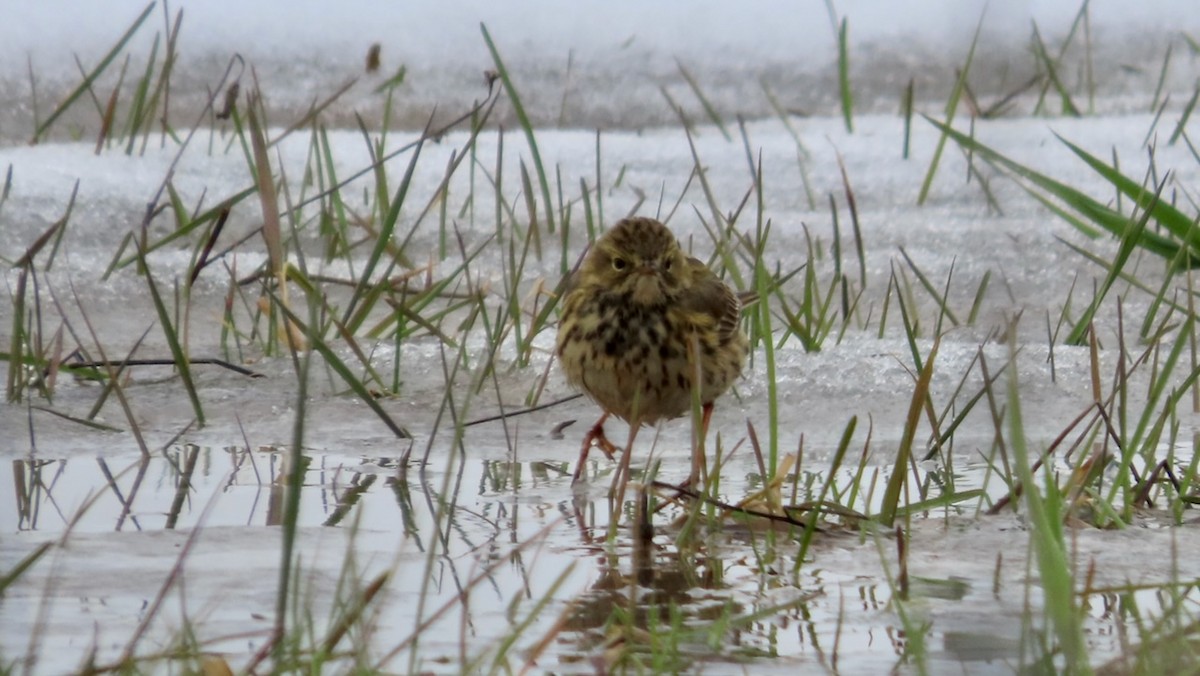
[589,415,622,460]
[572,412,619,484]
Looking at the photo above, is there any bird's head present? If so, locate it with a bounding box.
[582,217,688,305]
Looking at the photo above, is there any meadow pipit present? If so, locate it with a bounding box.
[556,216,751,484]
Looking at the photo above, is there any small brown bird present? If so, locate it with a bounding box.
[556,216,751,484]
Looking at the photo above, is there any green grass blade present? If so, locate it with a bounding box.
[134,231,205,426]
[1168,83,1199,145]
[837,17,853,133]
[481,23,556,234]
[1030,23,1081,117]
[1056,134,1200,252]
[880,337,939,527]
[32,2,155,143]
[271,293,412,439]
[902,78,914,158]
[676,58,731,141]
[1005,339,1089,671]
[917,9,985,205]
[927,116,1188,262]
[342,131,426,332]
[105,187,257,275]
[1065,185,1161,345]
[0,542,53,595]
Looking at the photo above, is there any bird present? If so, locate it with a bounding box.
[556,216,752,486]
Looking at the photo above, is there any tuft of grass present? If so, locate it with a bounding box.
[1030,23,1081,117]
[31,2,156,144]
[879,336,939,528]
[930,116,1200,277]
[481,23,557,236]
[917,9,985,205]
[5,186,75,401]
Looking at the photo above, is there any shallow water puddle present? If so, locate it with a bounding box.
[5,449,1195,673]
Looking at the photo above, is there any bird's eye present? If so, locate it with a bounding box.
[663,258,673,271]
[612,257,627,271]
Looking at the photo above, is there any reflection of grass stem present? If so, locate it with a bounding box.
[271,297,313,667]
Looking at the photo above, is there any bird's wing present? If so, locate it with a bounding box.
[682,257,744,341]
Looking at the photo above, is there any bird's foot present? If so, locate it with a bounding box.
[573,413,618,484]
[584,422,622,461]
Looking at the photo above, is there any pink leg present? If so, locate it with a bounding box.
[572,412,620,484]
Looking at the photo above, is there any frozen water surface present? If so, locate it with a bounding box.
[5,1,1200,673]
